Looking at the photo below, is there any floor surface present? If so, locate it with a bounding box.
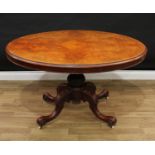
[0,80,155,140]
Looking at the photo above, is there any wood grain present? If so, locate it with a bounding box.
[6,30,147,73]
[0,80,155,140]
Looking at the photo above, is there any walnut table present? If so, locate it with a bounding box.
[6,30,147,128]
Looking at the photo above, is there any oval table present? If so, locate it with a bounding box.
[6,30,147,128]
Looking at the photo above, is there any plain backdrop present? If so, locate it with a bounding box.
[0,13,154,71]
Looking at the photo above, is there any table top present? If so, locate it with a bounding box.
[6,30,147,73]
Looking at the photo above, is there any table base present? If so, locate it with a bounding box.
[37,74,117,128]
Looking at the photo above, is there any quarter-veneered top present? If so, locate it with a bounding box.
[6,30,147,73]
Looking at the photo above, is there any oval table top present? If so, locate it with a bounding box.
[6,30,147,73]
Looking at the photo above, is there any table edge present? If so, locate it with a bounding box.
[6,47,147,73]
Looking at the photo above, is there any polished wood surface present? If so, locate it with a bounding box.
[0,80,155,140]
[6,30,147,73]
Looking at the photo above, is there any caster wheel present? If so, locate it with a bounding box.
[104,98,108,104]
[107,117,117,128]
[105,93,109,101]
[97,90,109,100]
[36,117,47,129]
[105,91,109,98]
[38,126,42,129]
[43,93,55,103]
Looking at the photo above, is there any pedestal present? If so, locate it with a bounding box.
[37,74,117,128]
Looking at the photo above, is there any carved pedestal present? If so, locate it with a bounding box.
[37,74,117,128]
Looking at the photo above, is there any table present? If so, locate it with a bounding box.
[6,30,147,128]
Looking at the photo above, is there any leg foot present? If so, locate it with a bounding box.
[37,82,72,128]
[106,116,117,128]
[97,89,109,100]
[43,92,56,103]
[82,88,117,128]
[37,99,64,128]
[89,102,117,128]
[37,116,48,128]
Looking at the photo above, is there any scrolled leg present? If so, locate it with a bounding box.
[37,83,71,128]
[90,107,116,128]
[43,83,69,104]
[37,97,64,128]
[97,89,109,100]
[43,92,56,103]
[83,92,117,128]
[89,101,117,128]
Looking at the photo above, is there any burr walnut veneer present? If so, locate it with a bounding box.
[6,30,147,128]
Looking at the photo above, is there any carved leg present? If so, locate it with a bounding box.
[43,92,56,103]
[37,83,71,128]
[81,82,117,128]
[96,89,109,105]
[97,89,109,100]
[37,98,64,128]
[89,99,117,128]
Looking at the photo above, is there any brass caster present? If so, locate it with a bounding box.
[107,117,117,128]
[38,126,42,129]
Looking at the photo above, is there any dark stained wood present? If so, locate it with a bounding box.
[6,30,147,73]
[37,74,116,128]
